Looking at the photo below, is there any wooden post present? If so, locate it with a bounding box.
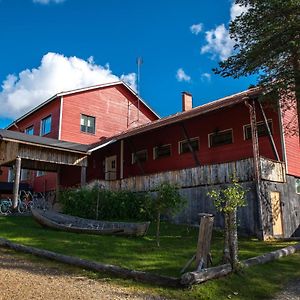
[12,156,21,210]
[120,140,124,179]
[195,213,214,269]
[81,166,86,187]
[56,166,60,204]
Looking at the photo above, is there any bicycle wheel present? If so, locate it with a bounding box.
[0,203,10,214]
[18,202,27,213]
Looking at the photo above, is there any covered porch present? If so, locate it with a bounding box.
[0,129,89,209]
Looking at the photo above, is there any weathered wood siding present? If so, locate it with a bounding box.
[96,158,255,191]
[260,175,300,238]
[260,157,286,182]
[95,157,286,192]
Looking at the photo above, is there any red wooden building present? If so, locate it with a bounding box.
[0,81,158,192]
[0,82,299,239]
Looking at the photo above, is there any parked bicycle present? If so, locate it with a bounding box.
[0,198,27,215]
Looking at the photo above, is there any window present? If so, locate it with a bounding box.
[21,169,29,181]
[296,179,300,194]
[244,120,273,140]
[132,150,148,164]
[7,168,14,182]
[25,126,34,135]
[81,114,95,134]
[153,144,171,159]
[36,170,45,177]
[40,115,52,136]
[179,138,199,154]
[209,129,233,147]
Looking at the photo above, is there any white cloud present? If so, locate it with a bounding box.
[230,3,248,21]
[190,23,203,35]
[0,52,136,119]
[33,0,65,4]
[201,24,235,61]
[200,1,247,61]
[176,68,191,82]
[201,72,211,82]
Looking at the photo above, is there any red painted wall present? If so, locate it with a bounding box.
[60,85,158,144]
[63,101,282,184]
[8,97,61,138]
[280,97,300,177]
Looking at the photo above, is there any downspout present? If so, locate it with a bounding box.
[244,98,265,240]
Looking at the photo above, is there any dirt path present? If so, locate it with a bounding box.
[0,248,165,300]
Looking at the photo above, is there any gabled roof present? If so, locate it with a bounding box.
[6,81,160,129]
[88,87,260,152]
[0,129,89,154]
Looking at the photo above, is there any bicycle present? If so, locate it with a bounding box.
[0,198,27,215]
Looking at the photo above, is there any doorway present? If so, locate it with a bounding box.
[105,155,117,180]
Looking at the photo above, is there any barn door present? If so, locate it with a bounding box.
[105,155,117,180]
[270,191,283,236]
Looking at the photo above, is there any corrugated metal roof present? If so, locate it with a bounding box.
[88,87,260,152]
[0,129,89,154]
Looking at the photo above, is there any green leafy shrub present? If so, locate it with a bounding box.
[59,185,153,221]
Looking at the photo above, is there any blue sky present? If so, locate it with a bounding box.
[0,0,254,128]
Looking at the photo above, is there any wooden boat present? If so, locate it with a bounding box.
[31,208,150,237]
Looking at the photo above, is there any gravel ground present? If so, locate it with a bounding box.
[272,279,300,300]
[0,248,165,300]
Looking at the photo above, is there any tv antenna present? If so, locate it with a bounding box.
[136,57,143,122]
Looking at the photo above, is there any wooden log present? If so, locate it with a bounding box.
[181,242,300,286]
[0,238,180,288]
[195,213,214,269]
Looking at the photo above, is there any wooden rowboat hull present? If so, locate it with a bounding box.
[31,208,150,237]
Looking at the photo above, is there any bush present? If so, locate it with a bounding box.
[59,186,153,221]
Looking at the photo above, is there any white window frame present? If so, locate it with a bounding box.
[80,114,96,134]
[208,128,233,148]
[131,149,148,164]
[36,170,45,177]
[40,115,52,136]
[178,137,199,154]
[295,179,300,194]
[243,119,273,140]
[25,126,34,135]
[153,144,172,160]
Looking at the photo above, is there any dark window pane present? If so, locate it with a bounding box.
[210,130,233,147]
[180,139,199,154]
[41,116,51,135]
[155,145,171,159]
[132,150,148,164]
[245,121,272,140]
[80,115,95,134]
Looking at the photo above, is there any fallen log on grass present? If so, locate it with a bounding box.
[181,242,300,286]
[0,238,180,288]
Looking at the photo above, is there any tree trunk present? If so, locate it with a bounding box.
[156,211,160,248]
[228,209,239,271]
[222,213,231,264]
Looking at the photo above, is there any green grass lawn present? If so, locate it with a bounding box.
[0,216,299,300]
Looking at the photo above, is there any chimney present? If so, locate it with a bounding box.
[182,91,193,112]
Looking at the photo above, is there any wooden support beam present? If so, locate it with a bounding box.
[245,99,264,240]
[12,156,21,209]
[258,101,280,161]
[56,166,61,203]
[180,122,201,167]
[81,166,87,187]
[120,140,124,179]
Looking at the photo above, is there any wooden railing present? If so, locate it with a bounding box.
[94,157,285,192]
